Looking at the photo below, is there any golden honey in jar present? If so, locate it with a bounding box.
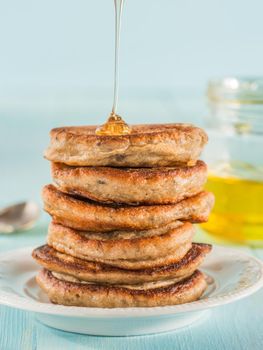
[201,77,263,245]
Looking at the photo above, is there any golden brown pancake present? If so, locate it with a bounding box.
[42,184,215,232]
[51,160,207,205]
[32,243,212,285]
[44,124,208,167]
[36,269,207,307]
[91,244,192,269]
[47,221,194,262]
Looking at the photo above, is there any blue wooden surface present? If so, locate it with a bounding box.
[1,100,263,349]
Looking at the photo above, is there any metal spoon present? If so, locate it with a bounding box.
[0,201,40,234]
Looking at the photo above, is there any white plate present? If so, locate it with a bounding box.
[0,245,262,336]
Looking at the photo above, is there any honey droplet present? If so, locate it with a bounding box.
[187,160,197,167]
[95,113,131,136]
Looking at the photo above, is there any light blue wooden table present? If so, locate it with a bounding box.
[1,93,262,349]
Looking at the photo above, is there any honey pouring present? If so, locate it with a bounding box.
[96,0,131,136]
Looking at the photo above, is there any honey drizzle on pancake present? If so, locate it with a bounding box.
[96,0,131,136]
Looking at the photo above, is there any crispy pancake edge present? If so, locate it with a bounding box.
[32,243,212,284]
[42,185,215,231]
[36,269,207,307]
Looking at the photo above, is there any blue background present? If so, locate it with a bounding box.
[1,0,262,91]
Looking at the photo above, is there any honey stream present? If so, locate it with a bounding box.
[96,0,131,136]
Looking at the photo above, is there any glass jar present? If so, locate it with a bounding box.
[201,77,263,246]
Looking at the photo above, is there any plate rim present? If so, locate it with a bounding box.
[0,245,263,318]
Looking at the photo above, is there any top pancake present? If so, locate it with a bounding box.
[44,123,208,167]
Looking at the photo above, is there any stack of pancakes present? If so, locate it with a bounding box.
[32,124,214,308]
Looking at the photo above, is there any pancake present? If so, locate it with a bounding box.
[36,269,207,307]
[42,184,215,232]
[92,243,192,269]
[47,221,194,262]
[32,243,212,285]
[51,160,207,205]
[44,124,208,167]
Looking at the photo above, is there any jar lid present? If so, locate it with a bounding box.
[207,77,263,104]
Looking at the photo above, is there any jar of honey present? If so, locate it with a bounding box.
[201,77,263,246]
